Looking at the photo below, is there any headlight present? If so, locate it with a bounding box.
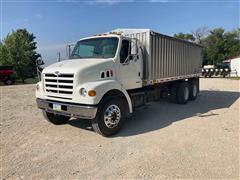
[79,88,87,96]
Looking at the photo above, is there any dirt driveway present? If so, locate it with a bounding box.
[1,78,239,179]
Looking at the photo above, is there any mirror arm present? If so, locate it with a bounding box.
[122,55,130,65]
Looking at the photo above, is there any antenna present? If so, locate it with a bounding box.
[66,42,76,58]
[57,52,61,62]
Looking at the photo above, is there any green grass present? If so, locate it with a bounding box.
[225,77,240,80]
[0,77,39,86]
[15,77,39,84]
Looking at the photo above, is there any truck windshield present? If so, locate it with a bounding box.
[70,37,119,59]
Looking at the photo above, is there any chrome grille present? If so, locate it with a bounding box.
[44,73,74,96]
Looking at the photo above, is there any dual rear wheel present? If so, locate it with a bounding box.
[170,80,198,104]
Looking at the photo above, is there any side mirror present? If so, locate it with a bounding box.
[129,55,133,61]
[36,58,44,66]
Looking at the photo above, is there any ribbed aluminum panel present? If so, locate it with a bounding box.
[149,32,202,80]
[114,29,203,82]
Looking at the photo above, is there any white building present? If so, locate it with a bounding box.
[223,56,240,77]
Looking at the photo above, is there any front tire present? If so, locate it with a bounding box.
[91,97,128,137]
[42,111,70,125]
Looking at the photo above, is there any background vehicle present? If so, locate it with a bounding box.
[202,63,230,78]
[202,65,215,78]
[36,29,203,136]
[0,66,15,85]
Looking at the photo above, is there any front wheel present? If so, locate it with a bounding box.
[42,111,70,125]
[91,97,128,137]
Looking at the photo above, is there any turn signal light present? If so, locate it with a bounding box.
[88,90,96,97]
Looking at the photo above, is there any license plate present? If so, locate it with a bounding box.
[53,103,61,111]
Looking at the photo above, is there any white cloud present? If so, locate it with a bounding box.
[85,0,169,5]
[23,18,29,23]
[148,0,169,2]
[22,13,43,24]
[35,14,43,19]
[92,0,119,5]
[59,0,169,5]
[86,0,134,5]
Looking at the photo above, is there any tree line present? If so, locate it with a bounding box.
[174,27,240,65]
[0,27,239,82]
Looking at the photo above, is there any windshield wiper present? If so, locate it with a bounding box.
[71,53,82,59]
[91,50,101,55]
[90,50,105,58]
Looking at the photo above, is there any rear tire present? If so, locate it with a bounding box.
[176,82,189,104]
[42,111,70,125]
[189,80,198,100]
[91,97,128,137]
[170,82,178,103]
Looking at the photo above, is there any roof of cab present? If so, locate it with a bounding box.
[79,32,122,41]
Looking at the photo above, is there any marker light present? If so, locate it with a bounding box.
[88,90,96,97]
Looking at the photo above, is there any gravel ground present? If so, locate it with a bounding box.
[1,78,239,179]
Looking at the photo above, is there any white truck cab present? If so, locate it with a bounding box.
[36,29,202,136]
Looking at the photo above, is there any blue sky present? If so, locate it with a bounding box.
[1,0,239,65]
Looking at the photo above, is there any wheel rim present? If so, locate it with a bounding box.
[184,87,189,100]
[193,84,197,97]
[104,104,121,128]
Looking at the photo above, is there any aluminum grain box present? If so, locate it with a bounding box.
[114,29,203,82]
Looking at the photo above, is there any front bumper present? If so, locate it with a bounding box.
[36,98,98,119]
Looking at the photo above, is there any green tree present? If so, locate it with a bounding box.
[173,32,195,42]
[202,28,240,65]
[0,41,8,65]
[223,28,240,59]
[0,29,41,82]
[173,27,240,66]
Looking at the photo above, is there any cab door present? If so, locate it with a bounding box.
[118,38,142,90]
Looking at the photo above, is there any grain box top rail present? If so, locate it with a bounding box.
[113,28,203,48]
[151,30,203,48]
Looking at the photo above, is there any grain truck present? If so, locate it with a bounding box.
[36,29,203,136]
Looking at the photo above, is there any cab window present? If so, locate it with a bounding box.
[120,40,130,63]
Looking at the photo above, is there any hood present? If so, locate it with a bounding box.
[43,58,114,74]
[42,58,116,84]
